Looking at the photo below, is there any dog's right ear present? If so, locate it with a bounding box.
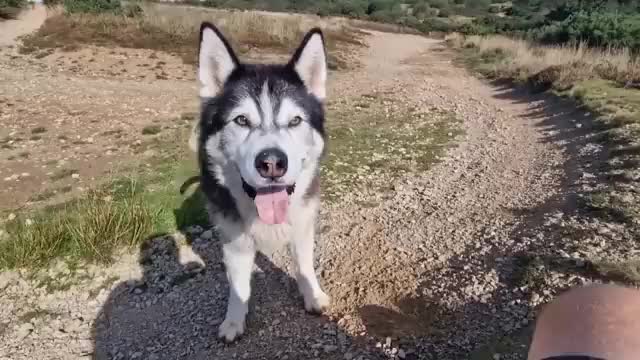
[198,22,239,98]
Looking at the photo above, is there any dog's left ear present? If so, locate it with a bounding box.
[289,28,327,101]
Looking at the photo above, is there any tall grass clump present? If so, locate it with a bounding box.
[0,179,158,269]
[21,3,363,67]
[458,35,640,90]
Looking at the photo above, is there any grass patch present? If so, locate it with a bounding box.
[322,98,461,201]
[21,4,364,67]
[18,308,56,323]
[0,127,207,270]
[29,185,73,203]
[1,183,158,269]
[141,125,161,135]
[595,259,640,283]
[50,168,77,181]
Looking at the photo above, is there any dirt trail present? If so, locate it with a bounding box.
[0,27,615,360]
[0,5,47,47]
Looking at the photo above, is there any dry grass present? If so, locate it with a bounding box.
[21,4,364,66]
[448,33,640,89]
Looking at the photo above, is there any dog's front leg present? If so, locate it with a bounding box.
[219,238,255,342]
[291,222,330,313]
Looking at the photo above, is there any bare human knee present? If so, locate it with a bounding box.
[528,284,640,360]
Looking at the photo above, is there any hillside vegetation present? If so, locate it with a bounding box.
[187,0,640,50]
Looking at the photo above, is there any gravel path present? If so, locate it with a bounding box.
[1,28,634,360]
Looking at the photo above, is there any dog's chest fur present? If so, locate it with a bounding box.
[210,194,318,252]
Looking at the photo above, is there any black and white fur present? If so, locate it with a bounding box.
[194,22,330,342]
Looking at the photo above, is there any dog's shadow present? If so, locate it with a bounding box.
[91,185,356,359]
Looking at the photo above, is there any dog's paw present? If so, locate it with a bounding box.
[218,318,245,343]
[304,290,331,314]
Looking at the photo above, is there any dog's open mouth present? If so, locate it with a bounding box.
[242,179,295,225]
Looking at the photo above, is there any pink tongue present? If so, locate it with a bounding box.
[254,188,289,225]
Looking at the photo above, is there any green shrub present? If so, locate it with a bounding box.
[0,0,26,20]
[63,0,121,14]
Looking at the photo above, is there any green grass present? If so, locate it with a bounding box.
[0,125,207,270]
[566,79,640,128]
[595,259,640,283]
[322,96,461,201]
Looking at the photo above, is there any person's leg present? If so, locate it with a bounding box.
[528,284,640,360]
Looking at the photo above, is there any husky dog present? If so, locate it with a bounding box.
[193,22,330,342]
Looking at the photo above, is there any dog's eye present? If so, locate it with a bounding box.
[288,116,303,127]
[233,115,250,127]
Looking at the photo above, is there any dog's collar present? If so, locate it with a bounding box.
[241,178,295,199]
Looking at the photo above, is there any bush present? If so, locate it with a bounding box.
[63,0,121,14]
[0,0,26,20]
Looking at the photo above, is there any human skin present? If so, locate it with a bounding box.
[528,284,640,360]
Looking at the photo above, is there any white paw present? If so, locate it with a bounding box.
[218,318,245,343]
[304,290,331,314]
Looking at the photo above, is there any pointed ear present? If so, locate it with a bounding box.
[289,28,327,101]
[198,22,239,98]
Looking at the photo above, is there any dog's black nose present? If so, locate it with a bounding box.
[255,148,288,179]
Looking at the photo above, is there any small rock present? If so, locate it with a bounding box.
[7,213,16,221]
[25,219,33,226]
[493,354,501,360]
[200,230,213,240]
[323,345,338,353]
[0,271,18,290]
[398,349,406,359]
[344,353,354,360]
[71,173,80,179]
[16,322,34,341]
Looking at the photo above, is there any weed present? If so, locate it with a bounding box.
[50,168,77,181]
[141,125,162,135]
[31,126,47,134]
[596,259,640,283]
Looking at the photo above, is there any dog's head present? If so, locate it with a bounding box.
[196,22,327,225]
